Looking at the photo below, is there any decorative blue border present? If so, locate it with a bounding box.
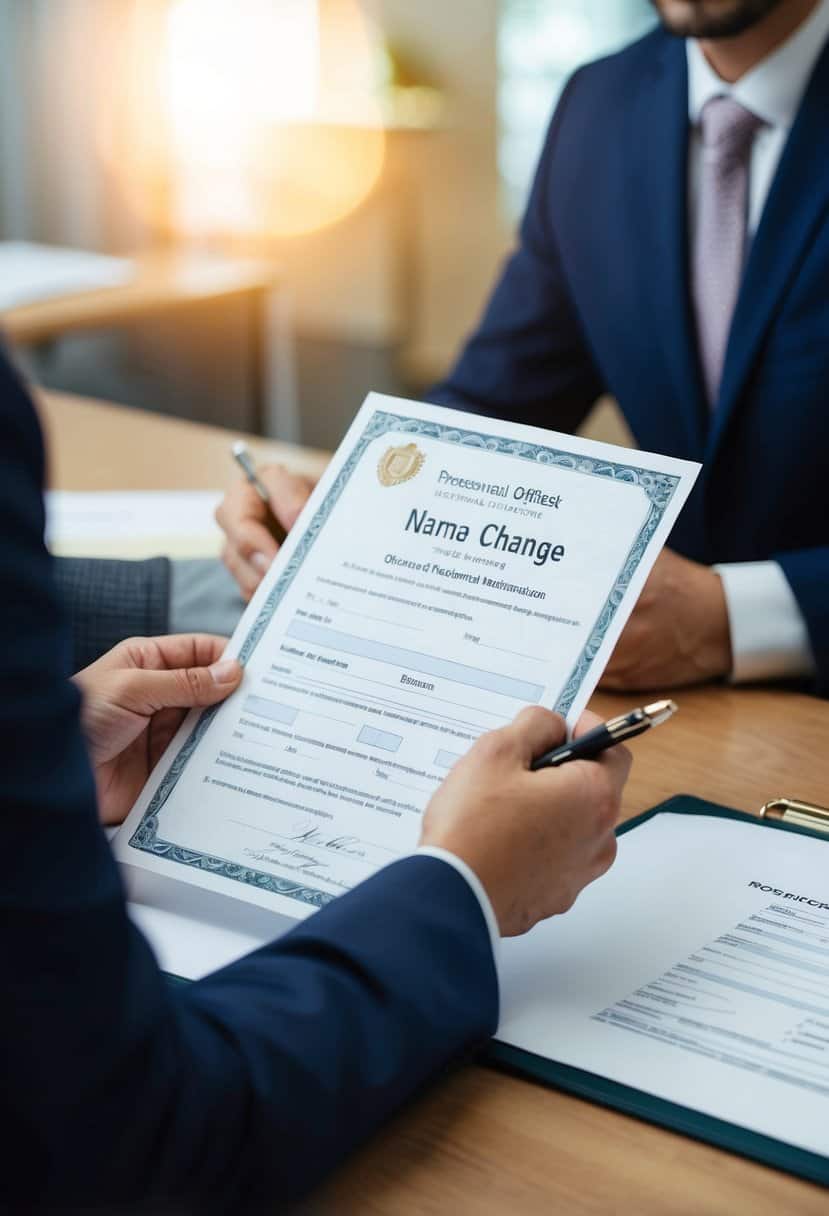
[129,409,681,910]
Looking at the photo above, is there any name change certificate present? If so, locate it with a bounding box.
[115,395,699,921]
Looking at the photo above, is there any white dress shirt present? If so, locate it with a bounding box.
[686,0,829,682]
[417,845,501,958]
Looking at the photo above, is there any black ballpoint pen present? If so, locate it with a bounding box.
[530,700,678,770]
[231,441,288,546]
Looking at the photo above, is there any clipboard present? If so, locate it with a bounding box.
[487,795,829,1188]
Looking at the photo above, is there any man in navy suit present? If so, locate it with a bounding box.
[218,0,829,699]
[0,341,628,1212]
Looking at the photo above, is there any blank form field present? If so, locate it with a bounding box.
[243,695,299,726]
[358,725,403,753]
[434,749,462,770]
[287,619,543,703]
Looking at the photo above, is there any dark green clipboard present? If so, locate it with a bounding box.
[486,795,829,1188]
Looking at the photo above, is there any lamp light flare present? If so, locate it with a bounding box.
[96,0,386,240]
[163,0,321,140]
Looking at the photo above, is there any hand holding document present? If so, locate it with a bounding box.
[114,393,699,968]
[421,705,630,937]
[106,396,829,1183]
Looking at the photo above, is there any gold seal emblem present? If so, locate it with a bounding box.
[377,442,425,487]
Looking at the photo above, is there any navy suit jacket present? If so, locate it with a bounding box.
[434,28,829,694]
[0,351,497,1210]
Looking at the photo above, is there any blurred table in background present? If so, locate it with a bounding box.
[37,388,327,493]
[39,386,829,1215]
[4,249,296,438]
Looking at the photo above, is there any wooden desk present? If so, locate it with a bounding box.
[42,390,829,1214]
[37,389,329,493]
[6,251,286,435]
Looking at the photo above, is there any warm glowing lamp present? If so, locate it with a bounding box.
[95,0,387,241]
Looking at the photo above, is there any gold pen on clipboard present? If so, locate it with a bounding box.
[760,797,829,835]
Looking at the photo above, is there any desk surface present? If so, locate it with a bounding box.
[41,389,829,1213]
[4,251,281,345]
[37,389,329,491]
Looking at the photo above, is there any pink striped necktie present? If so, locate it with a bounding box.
[692,96,764,408]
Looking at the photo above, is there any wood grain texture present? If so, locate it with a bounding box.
[592,685,829,823]
[44,390,829,1212]
[37,389,330,492]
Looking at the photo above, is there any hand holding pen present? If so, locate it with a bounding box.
[215,443,315,600]
[531,700,677,770]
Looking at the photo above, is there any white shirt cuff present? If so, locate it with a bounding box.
[714,561,815,683]
[415,846,500,963]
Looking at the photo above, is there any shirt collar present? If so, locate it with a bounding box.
[687,0,829,130]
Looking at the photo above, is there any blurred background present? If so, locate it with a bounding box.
[0,0,655,450]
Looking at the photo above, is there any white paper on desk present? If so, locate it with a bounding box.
[113,393,699,970]
[45,491,223,559]
[497,812,829,1161]
[0,242,132,309]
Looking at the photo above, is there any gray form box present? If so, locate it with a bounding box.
[243,694,299,727]
[358,724,403,753]
[287,619,543,703]
[434,749,462,770]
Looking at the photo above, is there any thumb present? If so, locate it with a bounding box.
[115,658,243,715]
[506,706,567,766]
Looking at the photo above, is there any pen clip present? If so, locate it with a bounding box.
[605,699,677,740]
[760,797,829,836]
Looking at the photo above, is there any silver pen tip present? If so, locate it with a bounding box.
[232,440,249,458]
[643,699,678,726]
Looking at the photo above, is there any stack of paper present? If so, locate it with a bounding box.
[0,242,133,310]
[45,491,224,560]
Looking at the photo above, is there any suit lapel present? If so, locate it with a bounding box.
[629,37,708,460]
[708,40,829,464]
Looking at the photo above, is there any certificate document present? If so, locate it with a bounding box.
[114,395,699,933]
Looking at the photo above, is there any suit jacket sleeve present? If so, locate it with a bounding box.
[0,354,498,1213]
[775,549,829,696]
[53,555,171,671]
[429,71,605,430]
